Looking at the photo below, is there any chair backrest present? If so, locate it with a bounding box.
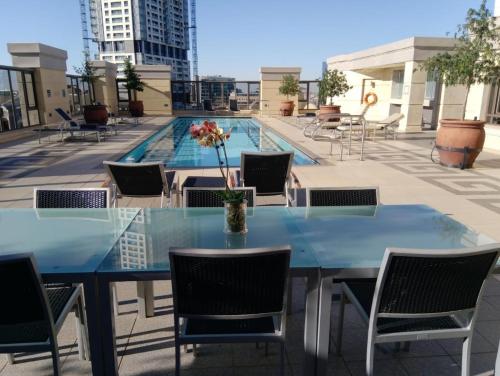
[170,246,291,319]
[381,112,404,125]
[54,108,79,128]
[306,187,379,207]
[103,161,168,197]
[34,188,110,208]
[203,99,213,111]
[183,187,256,208]
[0,253,54,345]
[371,245,500,319]
[241,151,293,196]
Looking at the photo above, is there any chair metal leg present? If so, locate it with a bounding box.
[75,294,90,360]
[280,343,285,376]
[335,290,346,355]
[136,281,155,318]
[6,354,14,364]
[461,336,472,376]
[51,344,62,376]
[366,338,375,376]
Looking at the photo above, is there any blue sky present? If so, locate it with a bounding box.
[0,0,494,79]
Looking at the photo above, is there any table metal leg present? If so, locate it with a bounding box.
[303,270,320,376]
[81,276,105,376]
[98,277,119,376]
[316,277,335,376]
[137,280,155,318]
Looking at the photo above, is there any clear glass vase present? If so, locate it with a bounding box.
[224,200,248,234]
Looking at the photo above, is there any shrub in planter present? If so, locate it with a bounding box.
[421,0,499,168]
[318,69,351,121]
[123,58,145,117]
[278,74,300,116]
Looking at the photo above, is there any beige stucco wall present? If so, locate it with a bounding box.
[135,65,172,116]
[8,43,68,125]
[324,66,399,121]
[260,67,301,116]
[92,60,118,114]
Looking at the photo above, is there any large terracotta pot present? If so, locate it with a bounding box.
[318,105,341,121]
[435,119,486,169]
[83,105,108,125]
[129,100,144,117]
[280,101,294,116]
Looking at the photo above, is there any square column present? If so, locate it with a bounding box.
[8,43,68,125]
[399,61,426,132]
[92,61,118,114]
[134,65,172,116]
[260,67,301,116]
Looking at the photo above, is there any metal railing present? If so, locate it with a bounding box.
[171,80,260,112]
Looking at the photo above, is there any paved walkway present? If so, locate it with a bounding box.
[1,115,500,375]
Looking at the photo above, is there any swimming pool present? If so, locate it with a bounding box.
[120,117,317,168]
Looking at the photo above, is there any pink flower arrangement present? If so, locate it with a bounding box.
[189,120,243,202]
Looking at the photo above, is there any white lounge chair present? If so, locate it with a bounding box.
[366,113,404,140]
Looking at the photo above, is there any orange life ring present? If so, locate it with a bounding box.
[363,92,378,105]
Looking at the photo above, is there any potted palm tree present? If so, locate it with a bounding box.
[318,69,351,120]
[421,0,499,169]
[75,54,108,124]
[123,58,145,117]
[278,74,300,116]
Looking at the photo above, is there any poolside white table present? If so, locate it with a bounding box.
[0,205,494,376]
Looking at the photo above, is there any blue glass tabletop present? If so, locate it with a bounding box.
[98,205,495,274]
[0,208,139,274]
[288,205,496,269]
[98,207,319,273]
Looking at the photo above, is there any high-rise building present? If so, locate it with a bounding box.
[89,0,190,80]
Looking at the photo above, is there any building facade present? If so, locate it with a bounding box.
[90,0,190,80]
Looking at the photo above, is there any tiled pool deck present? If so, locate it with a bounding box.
[1,115,500,375]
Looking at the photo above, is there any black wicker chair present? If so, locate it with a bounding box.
[335,245,500,376]
[34,188,111,208]
[0,253,89,373]
[305,187,379,207]
[170,246,291,376]
[234,151,295,205]
[103,161,177,208]
[183,187,256,207]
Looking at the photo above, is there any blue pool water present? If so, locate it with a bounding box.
[120,117,317,168]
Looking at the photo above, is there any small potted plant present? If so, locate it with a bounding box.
[189,120,247,234]
[75,54,108,124]
[421,0,499,169]
[278,74,300,116]
[123,58,145,117]
[318,69,351,120]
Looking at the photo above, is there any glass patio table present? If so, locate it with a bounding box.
[0,208,139,376]
[285,205,496,376]
[96,207,321,376]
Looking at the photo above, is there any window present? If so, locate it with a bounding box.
[112,17,122,23]
[113,25,124,31]
[424,70,438,100]
[391,70,404,99]
[110,1,121,7]
[111,9,122,15]
[113,33,124,38]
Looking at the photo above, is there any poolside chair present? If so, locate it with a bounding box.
[203,99,215,113]
[103,161,177,208]
[335,245,500,376]
[183,187,256,208]
[33,187,111,209]
[53,108,109,142]
[32,187,122,315]
[0,253,89,373]
[304,187,379,207]
[170,246,291,376]
[366,112,404,140]
[229,99,239,112]
[233,151,297,206]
